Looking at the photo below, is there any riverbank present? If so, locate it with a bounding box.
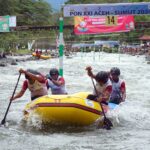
[1,50,149,67]
[0,55,34,67]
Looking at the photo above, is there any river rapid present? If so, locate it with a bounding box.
[0,52,150,150]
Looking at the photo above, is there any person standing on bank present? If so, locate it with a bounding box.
[10,68,48,101]
[109,67,126,104]
[46,68,67,95]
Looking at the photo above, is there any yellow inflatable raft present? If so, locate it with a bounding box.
[32,52,51,60]
[24,92,106,126]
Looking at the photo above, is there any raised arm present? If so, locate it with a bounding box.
[19,68,44,82]
[85,66,96,78]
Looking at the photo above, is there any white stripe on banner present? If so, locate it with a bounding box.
[63,2,150,17]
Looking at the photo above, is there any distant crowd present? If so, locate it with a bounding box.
[120,43,150,56]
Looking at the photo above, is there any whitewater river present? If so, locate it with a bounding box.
[0,52,150,150]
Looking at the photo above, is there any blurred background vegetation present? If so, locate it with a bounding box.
[0,0,149,53]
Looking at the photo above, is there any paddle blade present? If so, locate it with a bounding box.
[1,119,6,125]
[103,118,113,130]
[97,117,113,130]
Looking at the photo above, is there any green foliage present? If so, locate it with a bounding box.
[0,0,55,52]
[0,0,53,25]
[0,0,150,53]
[16,49,32,55]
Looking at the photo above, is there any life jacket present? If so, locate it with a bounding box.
[27,80,48,99]
[47,76,67,94]
[93,79,112,104]
[94,79,112,96]
[109,79,124,104]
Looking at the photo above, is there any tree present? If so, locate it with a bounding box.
[0,0,53,26]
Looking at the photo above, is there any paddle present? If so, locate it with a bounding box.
[91,78,113,130]
[117,88,124,103]
[1,73,21,125]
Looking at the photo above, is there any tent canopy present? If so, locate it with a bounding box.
[139,35,150,41]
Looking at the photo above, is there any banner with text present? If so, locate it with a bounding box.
[0,16,9,32]
[74,16,134,35]
[9,16,16,27]
[64,2,150,17]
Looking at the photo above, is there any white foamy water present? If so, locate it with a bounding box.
[0,52,150,150]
